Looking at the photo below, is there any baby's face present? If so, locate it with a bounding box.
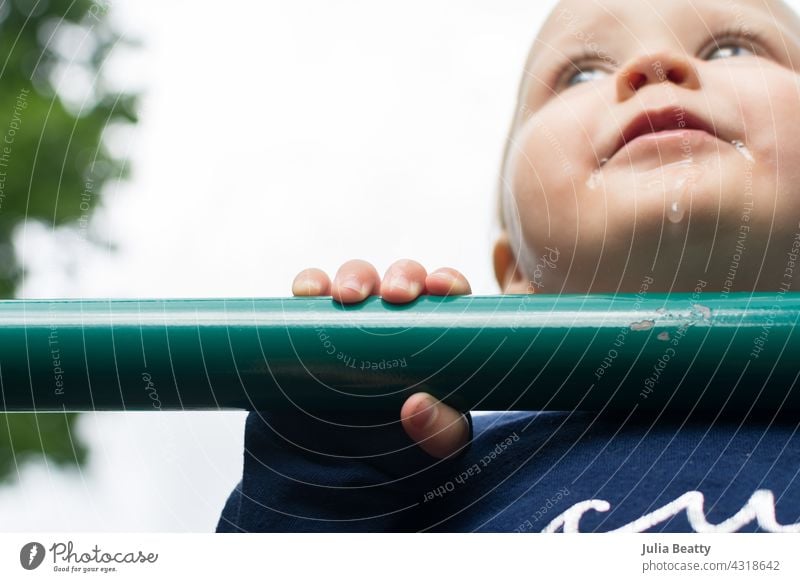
[503,0,800,293]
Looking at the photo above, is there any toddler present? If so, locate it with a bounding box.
[218,0,800,532]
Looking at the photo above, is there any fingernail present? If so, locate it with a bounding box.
[296,277,322,295]
[338,275,365,295]
[430,272,455,285]
[389,274,421,294]
[389,274,409,291]
[410,398,438,429]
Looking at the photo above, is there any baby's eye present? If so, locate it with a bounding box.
[565,67,608,87]
[705,43,756,60]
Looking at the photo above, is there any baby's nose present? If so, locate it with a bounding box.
[616,52,701,100]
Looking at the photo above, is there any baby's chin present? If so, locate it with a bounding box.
[588,147,758,233]
[536,149,775,292]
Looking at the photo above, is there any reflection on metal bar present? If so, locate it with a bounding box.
[0,293,798,416]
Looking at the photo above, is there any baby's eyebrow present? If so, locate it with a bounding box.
[541,4,799,66]
[560,0,800,48]
[521,0,800,104]
[544,8,618,54]
[549,4,625,46]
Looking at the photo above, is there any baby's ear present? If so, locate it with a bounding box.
[493,231,530,294]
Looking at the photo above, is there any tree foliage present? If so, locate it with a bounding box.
[0,0,138,482]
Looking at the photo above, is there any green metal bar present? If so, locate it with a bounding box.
[0,293,798,415]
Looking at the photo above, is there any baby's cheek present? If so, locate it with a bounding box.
[772,101,800,185]
[748,80,800,218]
[741,71,800,165]
[508,130,579,240]
[506,100,609,269]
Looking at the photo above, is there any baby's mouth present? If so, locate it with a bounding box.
[604,107,722,166]
[612,129,721,171]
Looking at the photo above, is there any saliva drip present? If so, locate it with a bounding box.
[667,198,686,224]
[664,141,754,223]
[587,140,754,225]
[586,169,603,190]
[663,160,697,225]
[731,139,755,163]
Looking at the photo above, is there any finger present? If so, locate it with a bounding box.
[292,268,331,296]
[400,392,470,460]
[379,259,428,304]
[425,267,472,296]
[331,259,381,304]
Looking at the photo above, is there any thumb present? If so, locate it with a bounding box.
[400,393,471,460]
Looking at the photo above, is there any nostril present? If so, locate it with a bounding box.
[625,71,647,91]
[667,68,685,84]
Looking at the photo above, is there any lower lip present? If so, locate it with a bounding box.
[610,129,719,164]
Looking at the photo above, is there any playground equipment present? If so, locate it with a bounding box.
[1,293,797,416]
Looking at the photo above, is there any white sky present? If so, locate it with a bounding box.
[21,0,555,301]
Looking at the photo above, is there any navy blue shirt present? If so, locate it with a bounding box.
[217,409,800,532]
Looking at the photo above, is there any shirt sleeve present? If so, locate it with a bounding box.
[217,408,476,532]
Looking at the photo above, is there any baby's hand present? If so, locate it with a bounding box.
[292,259,472,460]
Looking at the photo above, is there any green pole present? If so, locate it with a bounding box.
[0,293,797,415]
